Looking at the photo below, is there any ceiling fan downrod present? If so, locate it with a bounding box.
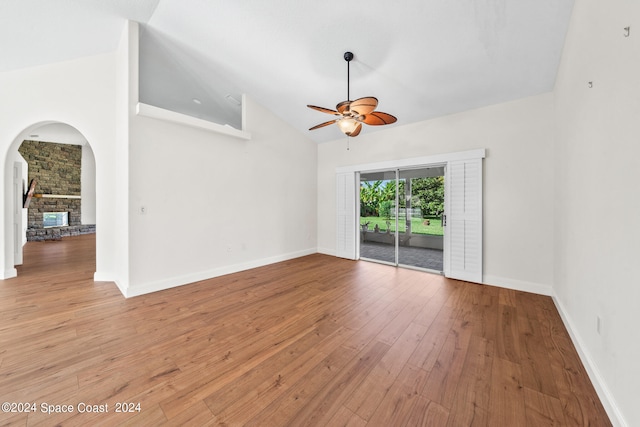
[344,51,353,102]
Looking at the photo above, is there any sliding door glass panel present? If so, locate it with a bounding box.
[397,177,407,236]
[397,167,445,272]
[359,170,397,265]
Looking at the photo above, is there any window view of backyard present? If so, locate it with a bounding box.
[360,214,443,235]
[359,177,444,236]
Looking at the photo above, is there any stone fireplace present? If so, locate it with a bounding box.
[19,140,95,241]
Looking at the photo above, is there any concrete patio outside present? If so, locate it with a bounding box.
[359,241,443,272]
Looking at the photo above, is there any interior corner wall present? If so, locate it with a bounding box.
[126,95,317,296]
[553,0,640,425]
[318,93,556,294]
[0,53,123,282]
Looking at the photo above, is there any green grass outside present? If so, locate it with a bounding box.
[360,216,443,236]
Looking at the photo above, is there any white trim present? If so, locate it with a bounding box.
[1,268,17,279]
[336,149,486,174]
[552,296,628,427]
[93,271,126,295]
[13,162,23,266]
[122,248,317,298]
[483,274,554,296]
[136,103,252,140]
[93,271,116,282]
[317,247,336,256]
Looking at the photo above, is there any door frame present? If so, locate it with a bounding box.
[13,162,24,266]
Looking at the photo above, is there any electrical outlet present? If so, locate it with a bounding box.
[596,315,602,335]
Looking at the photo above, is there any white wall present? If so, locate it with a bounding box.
[0,52,124,282]
[81,144,97,224]
[126,95,317,296]
[318,93,556,294]
[553,0,640,425]
[118,20,317,296]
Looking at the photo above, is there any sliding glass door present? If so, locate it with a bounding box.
[338,150,484,282]
[359,166,445,273]
[397,167,444,271]
[359,170,397,265]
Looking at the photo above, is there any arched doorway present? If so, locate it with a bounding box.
[4,121,96,277]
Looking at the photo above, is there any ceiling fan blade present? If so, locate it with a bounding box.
[348,122,362,137]
[336,100,351,114]
[307,105,340,115]
[361,111,397,125]
[350,97,378,115]
[309,119,337,130]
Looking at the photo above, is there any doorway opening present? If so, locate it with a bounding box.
[5,122,96,278]
[359,166,445,273]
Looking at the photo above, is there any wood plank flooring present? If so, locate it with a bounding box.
[0,235,611,426]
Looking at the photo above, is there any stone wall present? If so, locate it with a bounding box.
[18,140,94,241]
[26,224,96,241]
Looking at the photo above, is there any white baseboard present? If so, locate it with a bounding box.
[483,274,553,296]
[1,268,17,279]
[316,247,336,256]
[123,248,318,298]
[552,296,627,427]
[93,271,128,296]
[93,271,114,282]
[114,281,129,297]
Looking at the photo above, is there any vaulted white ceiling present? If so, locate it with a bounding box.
[1,0,574,143]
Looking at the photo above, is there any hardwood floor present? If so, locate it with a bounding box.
[0,235,610,426]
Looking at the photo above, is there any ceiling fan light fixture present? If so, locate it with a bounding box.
[337,117,358,135]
